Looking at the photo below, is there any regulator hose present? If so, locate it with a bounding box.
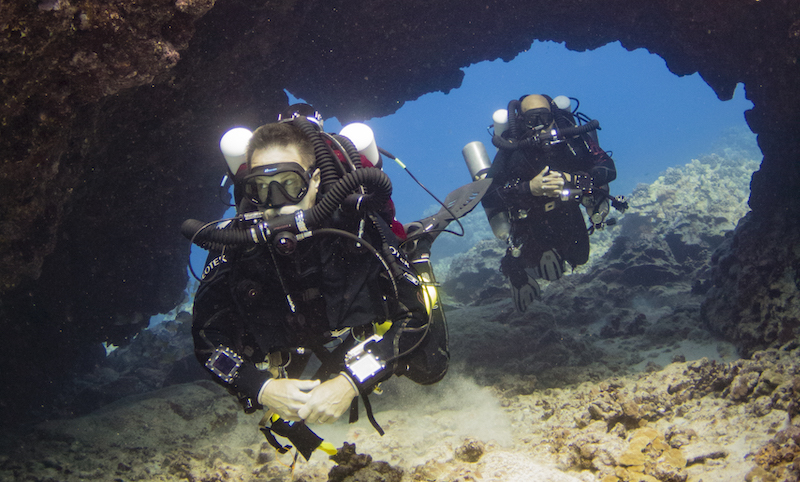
[560,119,600,137]
[182,167,393,248]
[492,118,600,151]
[331,134,363,170]
[506,99,521,142]
[181,218,260,247]
[490,99,521,150]
[491,131,524,150]
[293,117,344,193]
[308,167,391,225]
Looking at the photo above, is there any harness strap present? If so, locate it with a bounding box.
[348,396,359,424]
[360,388,385,436]
[309,342,348,380]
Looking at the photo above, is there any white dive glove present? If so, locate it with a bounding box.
[297,373,358,424]
[529,166,565,197]
[258,378,320,421]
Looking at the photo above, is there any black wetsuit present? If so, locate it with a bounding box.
[481,110,616,284]
[192,211,449,412]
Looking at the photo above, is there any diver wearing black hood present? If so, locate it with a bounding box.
[481,94,619,312]
[188,108,449,457]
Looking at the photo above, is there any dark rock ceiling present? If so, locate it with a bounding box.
[1,0,799,427]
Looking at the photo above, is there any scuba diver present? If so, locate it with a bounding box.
[183,104,450,461]
[478,94,625,312]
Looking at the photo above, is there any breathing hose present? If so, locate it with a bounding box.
[492,118,600,151]
[561,119,600,137]
[293,117,344,193]
[506,99,521,141]
[330,134,363,170]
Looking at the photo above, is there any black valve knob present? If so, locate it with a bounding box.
[274,231,297,255]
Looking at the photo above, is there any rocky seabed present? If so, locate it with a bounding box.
[0,345,798,482]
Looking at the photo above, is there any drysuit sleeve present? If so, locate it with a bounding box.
[191,252,271,412]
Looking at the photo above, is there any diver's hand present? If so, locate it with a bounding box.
[297,374,358,424]
[529,166,565,197]
[258,378,320,421]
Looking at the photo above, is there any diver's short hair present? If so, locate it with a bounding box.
[246,122,315,169]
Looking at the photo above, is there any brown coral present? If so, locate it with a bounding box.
[613,427,688,482]
[753,425,800,481]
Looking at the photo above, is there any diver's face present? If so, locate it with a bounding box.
[249,145,320,220]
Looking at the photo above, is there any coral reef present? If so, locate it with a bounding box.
[2,344,797,481]
[753,425,800,482]
[328,443,404,482]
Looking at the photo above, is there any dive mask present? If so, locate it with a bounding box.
[243,162,314,208]
[523,108,554,131]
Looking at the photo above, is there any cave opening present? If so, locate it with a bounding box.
[152,39,760,336]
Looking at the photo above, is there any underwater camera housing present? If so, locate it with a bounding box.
[205,346,243,383]
[344,334,386,383]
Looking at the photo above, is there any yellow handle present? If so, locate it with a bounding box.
[318,441,338,456]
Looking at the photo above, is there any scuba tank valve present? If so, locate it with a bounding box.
[462,141,492,181]
[340,122,382,168]
[219,127,253,176]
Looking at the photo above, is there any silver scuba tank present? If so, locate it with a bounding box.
[461,141,492,181]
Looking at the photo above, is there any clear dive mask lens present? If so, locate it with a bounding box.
[523,108,554,131]
[243,162,312,208]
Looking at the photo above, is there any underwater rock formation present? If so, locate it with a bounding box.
[439,147,760,384]
[2,0,800,437]
[702,212,800,357]
[328,442,404,482]
[1,344,797,481]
